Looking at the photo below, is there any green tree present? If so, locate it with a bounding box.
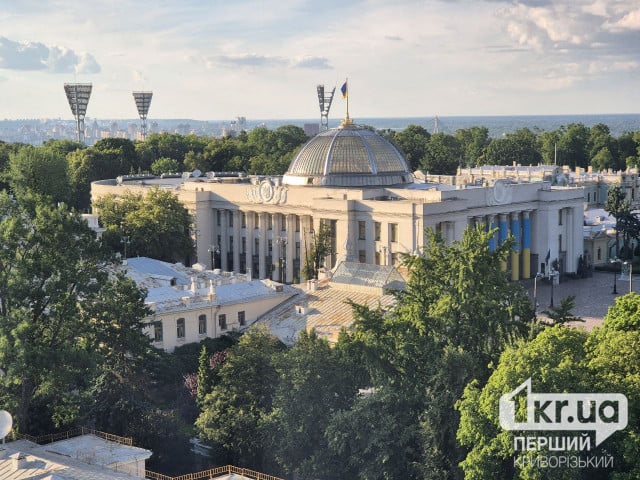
[94,188,194,263]
[328,227,536,478]
[558,123,590,169]
[394,124,431,171]
[605,185,631,259]
[150,156,181,175]
[485,129,542,167]
[457,326,589,479]
[5,145,71,204]
[421,133,462,174]
[196,328,286,470]
[458,293,640,479]
[267,330,359,478]
[303,221,333,280]
[455,126,490,166]
[0,193,150,433]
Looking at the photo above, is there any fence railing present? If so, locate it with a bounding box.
[14,427,133,446]
[145,465,285,480]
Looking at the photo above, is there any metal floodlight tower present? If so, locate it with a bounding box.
[64,83,92,143]
[316,84,335,130]
[132,91,153,140]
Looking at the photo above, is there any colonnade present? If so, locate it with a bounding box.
[470,211,532,281]
[209,209,315,283]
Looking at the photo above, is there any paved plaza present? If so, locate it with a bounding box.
[524,271,634,330]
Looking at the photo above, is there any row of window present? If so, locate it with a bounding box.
[357,221,399,242]
[217,211,302,232]
[153,311,246,342]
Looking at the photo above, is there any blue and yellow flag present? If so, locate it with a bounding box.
[341,80,348,98]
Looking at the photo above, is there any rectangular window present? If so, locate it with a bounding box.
[268,214,273,230]
[254,238,259,255]
[238,311,246,326]
[219,314,227,330]
[281,214,286,233]
[374,222,381,241]
[558,209,563,225]
[359,250,366,263]
[229,212,234,227]
[390,223,399,243]
[295,216,300,232]
[242,212,246,227]
[153,321,163,342]
[198,314,207,335]
[559,234,563,252]
[229,236,234,252]
[391,252,399,266]
[216,210,221,227]
[176,318,185,339]
[241,237,246,254]
[295,241,300,260]
[358,221,366,240]
[375,251,381,265]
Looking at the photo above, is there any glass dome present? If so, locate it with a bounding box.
[283,123,413,187]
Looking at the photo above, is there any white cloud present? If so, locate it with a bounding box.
[0,36,100,74]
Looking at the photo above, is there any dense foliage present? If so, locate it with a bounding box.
[193,227,537,478]
[457,293,640,479]
[93,188,194,263]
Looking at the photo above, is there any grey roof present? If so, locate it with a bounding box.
[283,123,413,187]
[331,262,406,290]
[125,257,189,285]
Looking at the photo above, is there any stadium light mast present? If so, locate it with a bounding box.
[64,83,92,143]
[316,85,335,130]
[132,91,153,140]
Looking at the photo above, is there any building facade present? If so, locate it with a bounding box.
[92,121,585,282]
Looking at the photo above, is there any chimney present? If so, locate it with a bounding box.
[190,276,197,293]
[10,453,26,471]
[208,279,216,301]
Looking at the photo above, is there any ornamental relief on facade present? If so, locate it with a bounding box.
[246,179,288,205]
[486,179,513,206]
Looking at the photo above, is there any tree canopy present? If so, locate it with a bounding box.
[93,187,194,263]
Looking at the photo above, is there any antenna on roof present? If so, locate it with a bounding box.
[0,410,13,443]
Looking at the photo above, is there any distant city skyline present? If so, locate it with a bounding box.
[1,1,639,120]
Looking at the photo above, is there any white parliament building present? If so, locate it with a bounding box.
[91,118,585,283]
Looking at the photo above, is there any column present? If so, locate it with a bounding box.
[499,213,508,271]
[258,212,268,279]
[209,208,218,269]
[286,214,296,283]
[487,214,496,252]
[511,212,520,281]
[300,215,313,280]
[245,211,254,278]
[233,211,241,273]
[522,211,531,278]
[220,210,229,271]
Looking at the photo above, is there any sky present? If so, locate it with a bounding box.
[0,0,639,121]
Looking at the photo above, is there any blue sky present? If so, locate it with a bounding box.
[1,0,639,120]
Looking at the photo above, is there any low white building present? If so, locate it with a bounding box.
[0,432,152,480]
[122,257,294,352]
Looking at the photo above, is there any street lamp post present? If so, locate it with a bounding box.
[533,272,543,315]
[548,264,559,308]
[121,235,131,260]
[610,257,621,294]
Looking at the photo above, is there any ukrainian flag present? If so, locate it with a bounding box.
[341,80,348,98]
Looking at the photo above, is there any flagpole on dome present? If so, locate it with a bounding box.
[341,78,352,126]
